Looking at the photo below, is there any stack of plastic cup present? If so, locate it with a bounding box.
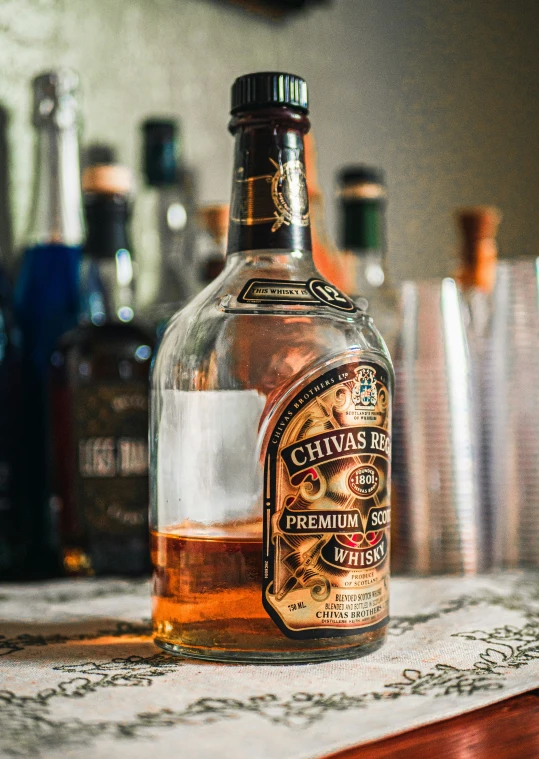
[485,259,539,568]
[392,278,484,574]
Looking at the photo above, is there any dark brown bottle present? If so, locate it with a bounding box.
[50,165,153,576]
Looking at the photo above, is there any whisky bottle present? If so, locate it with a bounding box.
[50,164,153,576]
[151,72,393,663]
[136,119,197,330]
[14,70,84,577]
[338,166,398,353]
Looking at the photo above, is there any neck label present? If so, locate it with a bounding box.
[230,158,309,230]
[238,277,358,313]
[227,130,313,255]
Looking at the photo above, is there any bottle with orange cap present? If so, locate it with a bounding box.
[196,203,228,286]
[455,205,502,341]
[303,132,347,290]
[49,163,154,577]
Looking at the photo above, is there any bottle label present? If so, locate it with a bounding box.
[227,134,313,255]
[75,384,149,536]
[238,277,358,313]
[230,159,309,231]
[262,360,391,639]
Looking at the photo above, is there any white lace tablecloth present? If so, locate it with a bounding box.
[1,573,538,759]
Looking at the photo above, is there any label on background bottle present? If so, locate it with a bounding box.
[262,360,391,639]
[75,384,149,536]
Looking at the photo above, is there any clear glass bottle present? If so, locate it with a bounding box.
[136,119,197,331]
[50,165,153,576]
[338,167,398,354]
[150,72,393,663]
[14,70,84,578]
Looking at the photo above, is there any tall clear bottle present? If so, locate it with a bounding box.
[338,167,398,353]
[136,119,197,331]
[151,72,393,663]
[14,70,83,577]
[50,165,153,576]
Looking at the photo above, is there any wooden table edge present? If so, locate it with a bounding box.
[323,689,539,759]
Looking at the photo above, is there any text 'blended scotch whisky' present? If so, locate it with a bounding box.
[150,72,394,663]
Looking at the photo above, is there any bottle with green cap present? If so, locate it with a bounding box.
[338,166,398,353]
[150,72,393,664]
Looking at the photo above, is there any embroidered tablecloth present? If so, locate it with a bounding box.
[1,573,538,758]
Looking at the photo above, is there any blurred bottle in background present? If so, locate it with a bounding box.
[50,164,153,576]
[304,132,347,290]
[14,70,83,578]
[455,206,501,342]
[196,204,228,287]
[338,166,398,352]
[0,247,23,579]
[84,143,117,170]
[136,119,197,330]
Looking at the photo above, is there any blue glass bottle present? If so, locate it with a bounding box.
[14,71,84,577]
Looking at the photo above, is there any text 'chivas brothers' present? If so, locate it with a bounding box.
[150,72,394,663]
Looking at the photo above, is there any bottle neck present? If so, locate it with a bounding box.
[226,108,312,258]
[81,194,135,325]
[340,198,388,296]
[27,123,84,248]
[345,250,387,299]
[341,198,385,256]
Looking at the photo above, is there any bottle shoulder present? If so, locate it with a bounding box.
[54,322,153,368]
[152,260,393,394]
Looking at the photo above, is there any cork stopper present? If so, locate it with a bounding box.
[198,204,229,243]
[82,164,132,196]
[455,206,502,292]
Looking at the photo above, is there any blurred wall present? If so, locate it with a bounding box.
[0,0,538,281]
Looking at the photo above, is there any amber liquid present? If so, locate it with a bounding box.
[151,526,386,663]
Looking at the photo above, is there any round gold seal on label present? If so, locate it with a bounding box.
[348,465,380,497]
